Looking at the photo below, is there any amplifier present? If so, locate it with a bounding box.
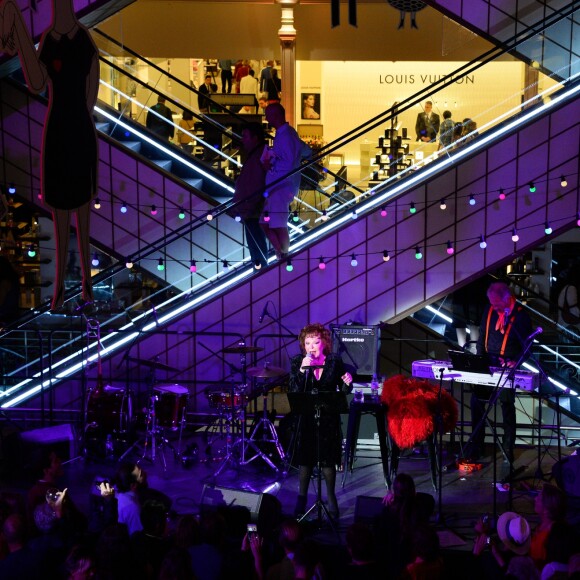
[331,325,379,378]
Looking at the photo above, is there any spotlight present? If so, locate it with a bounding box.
[440,199,447,210]
[382,250,390,262]
[560,175,568,188]
[479,235,487,249]
[286,258,293,272]
[93,198,101,209]
[157,258,165,271]
[178,207,186,220]
[380,207,387,217]
[529,182,536,193]
[544,222,552,235]
[91,253,100,267]
[150,204,158,216]
[511,228,519,242]
[415,246,422,259]
[318,257,326,270]
[469,194,476,206]
[409,202,416,214]
[498,189,506,201]
[350,254,358,267]
[190,260,196,273]
[120,202,128,214]
[446,241,454,255]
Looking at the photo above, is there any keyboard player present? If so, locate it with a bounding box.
[466,282,532,464]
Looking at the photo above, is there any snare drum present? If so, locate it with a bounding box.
[206,387,248,409]
[86,385,132,434]
[154,385,189,430]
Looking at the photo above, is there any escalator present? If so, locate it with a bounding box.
[1,11,579,410]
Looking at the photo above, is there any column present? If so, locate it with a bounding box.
[276,0,298,126]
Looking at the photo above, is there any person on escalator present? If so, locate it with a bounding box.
[146,96,175,141]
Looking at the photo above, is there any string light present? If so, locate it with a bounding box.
[254,261,262,270]
[479,235,487,249]
[120,202,128,214]
[222,260,229,273]
[511,228,519,242]
[93,198,101,209]
[409,202,416,214]
[206,212,213,221]
[529,182,536,193]
[380,207,387,217]
[157,258,165,271]
[8,184,16,194]
[91,253,100,267]
[286,258,293,272]
[561,175,568,188]
[498,189,506,201]
[350,254,358,267]
[234,214,241,222]
[415,246,422,260]
[469,194,476,206]
[446,241,454,255]
[351,210,357,220]
[190,260,197,273]
[263,212,270,223]
[150,204,158,216]
[178,207,186,220]
[318,257,326,270]
[440,199,447,210]
[27,244,36,258]
[125,259,133,269]
[577,212,580,227]
[544,222,553,235]
[321,210,328,221]
[382,250,390,262]
[292,210,300,223]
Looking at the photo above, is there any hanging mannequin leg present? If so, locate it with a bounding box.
[51,208,72,310]
[75,201,93,304]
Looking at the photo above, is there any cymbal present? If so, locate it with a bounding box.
[222,345,264,354]
[246,365,287,379]
[126,356,174,372]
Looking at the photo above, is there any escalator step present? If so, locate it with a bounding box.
[123,141,142,153]
[184,178,204,190]
[95,122,111,133]
[152,159,172,171]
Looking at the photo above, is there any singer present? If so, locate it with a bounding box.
[466,282,532,464]
[289,323,352,520]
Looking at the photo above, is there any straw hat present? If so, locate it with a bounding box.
[496,512,531,555]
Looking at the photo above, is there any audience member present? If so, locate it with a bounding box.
[113,462,144,535]
[415,100,440,142]
[230,122,268,268]
[258,93,269,114]
[95,523,140,579]
[159,547,195,580]
[438,110,454,150]
[402,523,444,579]
[260,103,311,259]
[146,96,174,141]
[27,449,64,514]
[540,521,578,579]
[64,543,97,580]
[188,511,226,580]
[292,539,324,579]
[177,110,195,153]
[265,518,303,580]
[531,484,568,569]
[339,522,381,579]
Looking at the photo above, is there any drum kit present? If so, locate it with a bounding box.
[207,342,289,477]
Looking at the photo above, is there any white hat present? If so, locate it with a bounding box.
[496,512,531,555]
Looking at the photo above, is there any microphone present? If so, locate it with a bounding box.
[527,327,543,341]
[258,303,269,324]
[301,353,313,371]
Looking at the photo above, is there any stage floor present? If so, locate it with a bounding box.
[1,425,566,549]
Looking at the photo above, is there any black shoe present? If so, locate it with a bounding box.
[294,495,307,518]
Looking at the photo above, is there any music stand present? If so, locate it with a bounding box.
[287,391,348,528]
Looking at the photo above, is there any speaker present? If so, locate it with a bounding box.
[354,495,383,524]
[331,325,379,378]
[199,485,280,526]
[20,424,76,464]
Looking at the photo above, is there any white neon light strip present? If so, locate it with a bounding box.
[98,80,241,168]
[94,105,235,193]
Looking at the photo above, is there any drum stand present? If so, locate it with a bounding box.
[246,388,287,470]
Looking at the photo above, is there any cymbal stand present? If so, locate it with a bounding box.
[246,387,287,470]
